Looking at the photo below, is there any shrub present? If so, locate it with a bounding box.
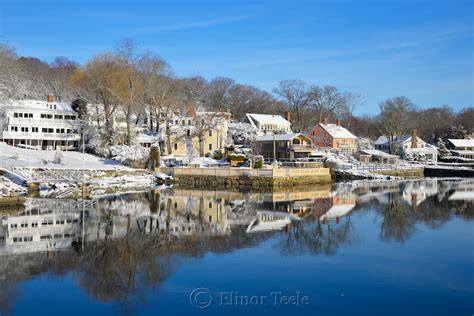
[212,150,223,160]
[53,151,64,164]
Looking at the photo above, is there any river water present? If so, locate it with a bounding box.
[0,179,473,315]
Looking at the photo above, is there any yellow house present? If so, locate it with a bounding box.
[166,111,231,157]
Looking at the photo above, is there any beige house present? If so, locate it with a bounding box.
[166,111,231,157]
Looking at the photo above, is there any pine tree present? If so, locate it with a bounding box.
[437,138,449,158]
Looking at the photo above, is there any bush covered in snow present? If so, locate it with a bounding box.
[228,123,257,147]
[110,145,150,168]
[53,150,64,164]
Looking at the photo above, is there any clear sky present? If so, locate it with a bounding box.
[1,0,473,114]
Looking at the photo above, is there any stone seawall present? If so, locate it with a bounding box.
[160,167,331,190]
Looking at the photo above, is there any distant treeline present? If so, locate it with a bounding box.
[1,38,472,144]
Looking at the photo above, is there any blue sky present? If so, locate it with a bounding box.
[1,0,473,114]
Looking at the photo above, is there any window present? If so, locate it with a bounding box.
[14,113,18,118]
[11,126,18,132]
[208,130,212,137]
[29,113,33,118]
[209,202,212,209]
[41,114,53,119]
[208,143,212,151]
[54,115,63,119]
[20,127,28,132]
[174,143,178,150]
[208,215,212,223]
[187,129,191,137]
[32,127,39,132]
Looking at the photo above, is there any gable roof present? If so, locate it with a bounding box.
[447,139,474,148]
[246,113,291,128]
[375,136,389,145]
[4,99,75,113]
[257,133,310,142]
[358,149,399,158]
[319,123,357,139]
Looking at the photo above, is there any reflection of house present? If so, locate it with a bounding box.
[402,179,439,206]
[308,119,357,153]
[375,129,437,162]
[447,138,474,159]
[246,211,298,233]
[354,149,399,164]
[319,196,356,222]
[0,199,94,255]
[0,96,80,150]
[256,133,313,160]
[245,113,292,136]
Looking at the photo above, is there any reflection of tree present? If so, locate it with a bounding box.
[380,193,415,243]
[278,214,357,256]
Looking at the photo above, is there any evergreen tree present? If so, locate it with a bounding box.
[437,138,449,158]
[71,97,88,119]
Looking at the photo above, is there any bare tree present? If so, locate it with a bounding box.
[308,85,343,124]
[378,96,415,153]
[273,79,310,132]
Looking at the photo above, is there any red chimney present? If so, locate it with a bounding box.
[411,128,418,148]
[464,134,470,140]
[47,95,55,103]
[187,107,197,118]
[286,111,292,123]
[336,119,341,126]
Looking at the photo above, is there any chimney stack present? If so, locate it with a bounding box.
[323,117,328,125]
[464,134,470,140]
[411,128,418,148]
[47,95,55,103]
[336,119,341,126]
[286,111,292,123]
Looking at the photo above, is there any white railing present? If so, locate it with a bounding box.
[9,118,78,126]
[1,131,80,141]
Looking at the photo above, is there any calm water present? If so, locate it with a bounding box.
[0,179,473,316]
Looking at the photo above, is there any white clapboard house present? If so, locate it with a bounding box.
[0,96,80,150]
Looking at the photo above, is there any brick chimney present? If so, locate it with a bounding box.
[286,111,292,123]
[187,107,197,118]
[411,128,418,148]
[336,119,341,126]
[47,95,55,103]
[464,134,470,140]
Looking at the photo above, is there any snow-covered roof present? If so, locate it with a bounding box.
[319,123,357,139]
[257,133,309,142]
[136,133,161,143]
[4,99,75,113]
[319,204,355,221]
[375,136,389,145]
[246,113,291,128]
[447,139,474,148]
[359,149,398,158]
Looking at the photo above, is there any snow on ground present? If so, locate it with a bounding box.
[0,143,130,170]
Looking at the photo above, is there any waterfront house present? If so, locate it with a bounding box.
[166,110,231,157]
[375,129,438,162]
[244,113,292,136]
[0,96,80,150]
[307,119,358,153]
[447,137,474,159]
[256,133,313,160]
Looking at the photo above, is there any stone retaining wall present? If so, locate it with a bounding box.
[160,167,331,189]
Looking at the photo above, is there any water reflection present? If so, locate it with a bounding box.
[0,179,473,312]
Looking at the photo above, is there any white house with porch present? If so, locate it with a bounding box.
[0,96,80,150]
